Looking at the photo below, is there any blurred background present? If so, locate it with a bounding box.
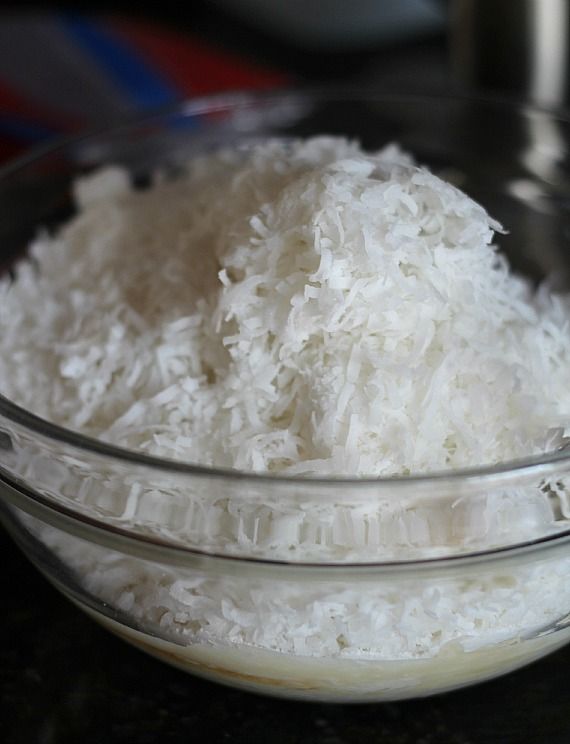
[3,0,570,162]
[0,0,570,159]
[0,0,447,164]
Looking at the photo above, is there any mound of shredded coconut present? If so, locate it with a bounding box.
[5,137,570,698]
[2,136,570,476]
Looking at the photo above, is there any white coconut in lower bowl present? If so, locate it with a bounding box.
[11,512,565,702]
[90,612,570,702]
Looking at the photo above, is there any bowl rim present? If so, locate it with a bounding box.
[2,88,570,568]
[3,464,570,574]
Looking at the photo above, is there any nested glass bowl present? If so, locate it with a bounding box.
[2,91,570,702]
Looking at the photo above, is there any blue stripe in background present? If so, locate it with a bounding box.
[59,14,179,110]
[0,116,57,142]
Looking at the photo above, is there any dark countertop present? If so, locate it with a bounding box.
[2,525,570,744]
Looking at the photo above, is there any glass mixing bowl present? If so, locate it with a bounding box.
[2,91,570,702]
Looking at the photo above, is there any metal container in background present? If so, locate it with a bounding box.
[452,0,570,107]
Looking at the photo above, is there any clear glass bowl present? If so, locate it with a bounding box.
[2,91,570,702]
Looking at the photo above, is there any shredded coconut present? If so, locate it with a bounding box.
[2,137,570,478]
[4,138,570,691]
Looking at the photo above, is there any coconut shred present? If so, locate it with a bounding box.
[3,137,570,694]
